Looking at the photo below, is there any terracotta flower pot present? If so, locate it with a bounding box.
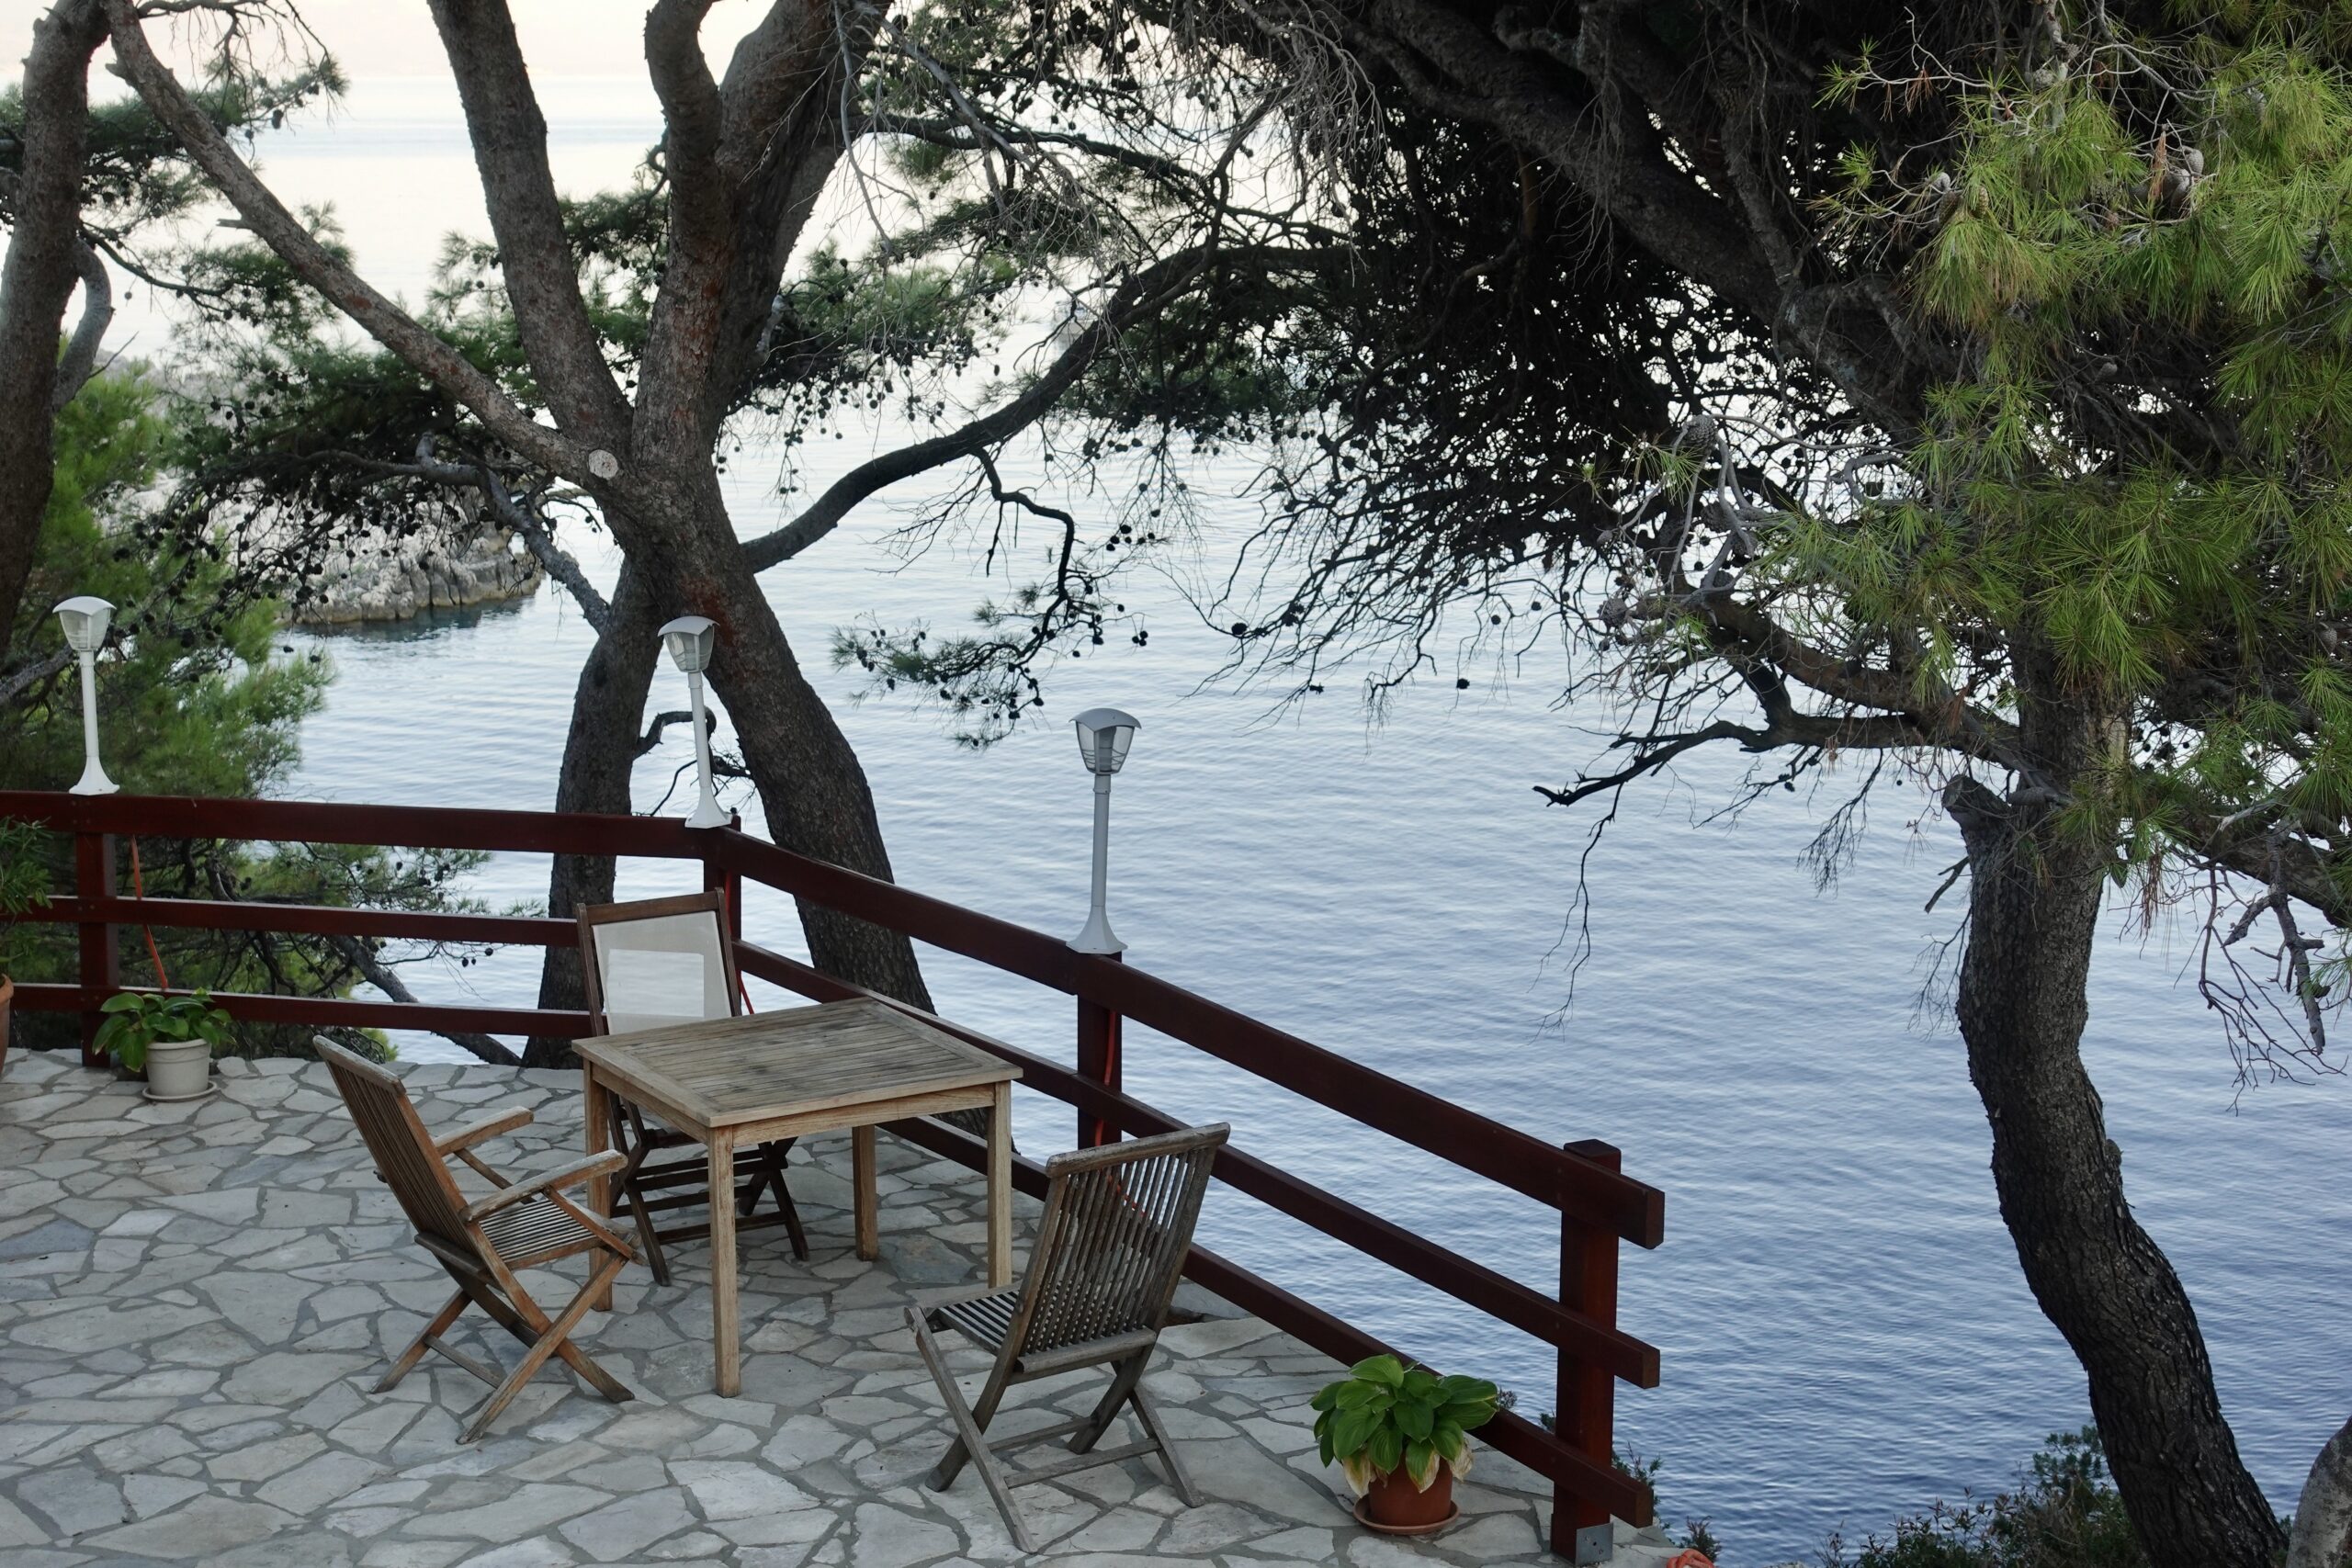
[1360,1461,1455,1531]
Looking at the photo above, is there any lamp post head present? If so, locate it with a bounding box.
[1072,706,1139,777]
[658,614,717,675]
[54,595,113,654]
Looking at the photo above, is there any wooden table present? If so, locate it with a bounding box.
[576,997,1022,1396]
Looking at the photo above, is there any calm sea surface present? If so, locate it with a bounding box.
[131,73,2352,1562]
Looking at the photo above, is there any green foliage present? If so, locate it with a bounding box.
[92,988,231,1074]
[1821,1429,2146,1568]
[1774,14,2352,1046]
[3,367,325,799]
[0,62,344,286]
[1605,1450,1721,1557]
[2,367,475,1059]
[1310,1355,1498,1494]
[0,819,51,979]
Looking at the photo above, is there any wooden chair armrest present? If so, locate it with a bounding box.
[465,1150,628,1222]
[434,1106,534,1155]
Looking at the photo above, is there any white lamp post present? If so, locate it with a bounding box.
[54,596,117,796]
[1069,706,1139,954]
[657,614,729,829]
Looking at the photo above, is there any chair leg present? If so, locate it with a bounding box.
[468,1262,636,1405]
[1128,1382,1201,1506]
[909,1309,1035,1554]
[378,1288,467,1393]
[615,1145,671,1287]
[616,1104,673,1287]
[739,1140,777,1215]
[772,1163,811,1261]
[1068,1348,1152,1456]
[459,1253,633,1442]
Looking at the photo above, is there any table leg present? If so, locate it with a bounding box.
[852,1124,878,1261]
[584,1068,614,1312]
[708,1134,741,1397]
[987,1081,1012,1290]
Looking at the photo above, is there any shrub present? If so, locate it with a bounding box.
[1822,1429,2144,1568]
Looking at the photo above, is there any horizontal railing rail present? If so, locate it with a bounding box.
[16,894,576,949]
[878,1108,1643,1518]
[7,980,588,1037]
[0,790,1662,1549]
[733,938,1659,1385]
[0,791,700,859]
[713,831,1663,1246]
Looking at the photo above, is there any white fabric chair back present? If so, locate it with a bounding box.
[589,908,735,1034]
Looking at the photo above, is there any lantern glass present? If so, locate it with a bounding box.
[658,614,717,675]
[54,595,113,654]
[1072,706,1139,775]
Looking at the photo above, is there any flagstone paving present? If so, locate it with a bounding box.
[0,1049,1679,1567]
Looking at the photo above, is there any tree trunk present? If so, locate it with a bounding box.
[609,465,935,1011]
[549,461,937,1018]
[2288,1414,2352,1568]
[1945,661,2285,1568]
[0,0,107,657]
[526,561,661,1067]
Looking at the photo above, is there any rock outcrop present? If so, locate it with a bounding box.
[286,511,545,626]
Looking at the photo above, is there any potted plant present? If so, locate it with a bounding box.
[0,821,51,1083]
[95,989,232,1101]
[1311,1355,1500,1534]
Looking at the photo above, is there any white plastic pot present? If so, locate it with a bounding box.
[143,1037,214,1102]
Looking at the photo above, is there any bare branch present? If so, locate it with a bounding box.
[325,933,521,1067]
[101,0,585,479]
[424,0,631,436]
[51,240,112,412]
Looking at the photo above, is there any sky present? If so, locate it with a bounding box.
[0,2,821,342]
[1,2,772,77]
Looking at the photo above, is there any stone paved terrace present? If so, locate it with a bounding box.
[0,1049,1680,1568]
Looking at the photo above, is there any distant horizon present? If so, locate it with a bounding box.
[0,1,775,79]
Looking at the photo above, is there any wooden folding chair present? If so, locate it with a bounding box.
[579,893,809,1283]
[908,1122,1230,1551]
[317,1040,638,1442]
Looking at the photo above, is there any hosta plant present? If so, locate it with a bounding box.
[1310,1355,1499,1495]
[94,989,232,1074]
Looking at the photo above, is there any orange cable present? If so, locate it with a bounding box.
[125,838,170,993]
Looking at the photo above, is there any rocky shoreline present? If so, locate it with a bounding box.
[285,515,545,626]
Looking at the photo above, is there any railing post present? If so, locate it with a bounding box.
[1554,1138,1621,1564]
[703,813,744,943]
[74,830,118,1068]
[1075,955,1123,1148]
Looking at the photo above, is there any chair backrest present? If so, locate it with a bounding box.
[1013,1122,1229,1359]
[577,892,742,1036]
[316,1039,479,1254]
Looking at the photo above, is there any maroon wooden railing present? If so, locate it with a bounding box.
[0,790,1662,1555]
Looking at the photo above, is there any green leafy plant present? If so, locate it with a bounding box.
[1310,1355,1498,1495]
[93,989,232,1074]
[1821,1429,2147,1568]
[0,820,51,977]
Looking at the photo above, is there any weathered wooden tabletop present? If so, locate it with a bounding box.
[577,998,1019,1133]
[577,996,1022,1396]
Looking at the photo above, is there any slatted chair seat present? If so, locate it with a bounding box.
[934,1289,1021,1350]
[478,1195,614,1269]
[579,893,809,1281]
[909,1123,1229,1551]
[317,1040,637,1443]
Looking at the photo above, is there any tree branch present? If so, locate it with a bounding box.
[741,243,1338,571]
[303,442,613,632]
[51,239,112,412]
[424,0,631,437]
[101,0,585,479]
[326,933,521,1067]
